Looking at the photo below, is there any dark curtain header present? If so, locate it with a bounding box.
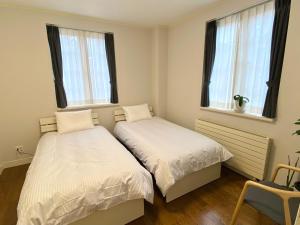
[262,0,291,118]
[46,25,67,108]
[104,33,119,104]
[201,20,217,107]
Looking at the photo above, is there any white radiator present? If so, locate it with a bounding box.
[195,119,271,180]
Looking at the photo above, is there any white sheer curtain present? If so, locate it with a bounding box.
[210,14,240,110]
[209,1,275,115]
[85,32,111,104]
[59,28,111,106]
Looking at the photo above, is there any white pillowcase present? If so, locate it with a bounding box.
[55,110,94,134]
[123,104,152,122]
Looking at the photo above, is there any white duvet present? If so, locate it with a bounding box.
[17,126,153,225]
[114,117,233,196]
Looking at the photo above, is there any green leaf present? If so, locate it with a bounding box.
[239,97,243,107]
[287,155,291,187]
[290,157,300,186]
[293,130,300,135]
[295,157,299,167]
[244,97,249,102]
[234,95,240,100]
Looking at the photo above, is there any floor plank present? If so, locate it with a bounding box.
[0,165,277,225]
[0,164,29,225]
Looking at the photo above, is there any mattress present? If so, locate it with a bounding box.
[114,117,233,196]
[17,126,153,225]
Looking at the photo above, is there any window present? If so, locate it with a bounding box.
[209,1,275,115]
[59,28,111,106]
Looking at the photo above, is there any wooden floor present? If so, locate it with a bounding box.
[0,165,277,225]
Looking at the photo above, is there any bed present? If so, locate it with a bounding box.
[113,107,232,202]
[17,113,154,225]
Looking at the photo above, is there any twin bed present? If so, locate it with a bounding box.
[17,113,153,225]
[17,105,232,225]
[113,107,232,202]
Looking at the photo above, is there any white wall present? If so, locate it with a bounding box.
[0,6,153,168]
[167,0,300,182]
[152,26,168,117]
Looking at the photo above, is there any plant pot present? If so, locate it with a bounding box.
[234,100,246,113]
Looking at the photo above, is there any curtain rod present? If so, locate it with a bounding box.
[46,23,113,34]
[207,0,274,23]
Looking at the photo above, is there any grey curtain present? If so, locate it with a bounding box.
[262,0,291,118]
[46,25,67,108]
[201,21,217,107]
[104,33,119,104]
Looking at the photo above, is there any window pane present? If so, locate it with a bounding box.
[85,32,111,103]
[59,28,111,106]
[60,29,90,105]
[209,1,274,115]
[210,14,240,110]
[234,1,274,115]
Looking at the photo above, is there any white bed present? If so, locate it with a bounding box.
[113,115,232,202]
[17,118,154,225]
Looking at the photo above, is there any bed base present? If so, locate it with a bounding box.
[71,199,144,225]
[165,163,221,202]
[118,136,221,203]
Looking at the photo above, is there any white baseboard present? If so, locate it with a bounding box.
[0,157,32,175]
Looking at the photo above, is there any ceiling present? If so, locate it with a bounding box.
[1,0,219,26]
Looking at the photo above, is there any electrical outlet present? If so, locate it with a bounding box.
[16,145,24,154]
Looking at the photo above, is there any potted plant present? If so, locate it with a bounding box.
[233,95,249,113]
[291,119,300,191]
[286,151,300,190]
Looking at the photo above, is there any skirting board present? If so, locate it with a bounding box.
[0,157,32,175]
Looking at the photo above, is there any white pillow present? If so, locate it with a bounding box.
[123,104,152,122]
[55,110,94,134]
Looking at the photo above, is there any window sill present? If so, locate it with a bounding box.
[200,107,275,123]
[58,103,119,111]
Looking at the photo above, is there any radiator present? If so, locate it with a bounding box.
[195,119,271,180]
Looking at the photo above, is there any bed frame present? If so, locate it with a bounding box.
[71,199,144,225]
[166,163,220,202]
[38,113,145,225]
[113,107,221,202]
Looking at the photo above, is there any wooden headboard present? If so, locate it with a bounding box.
[113,106,154,122]
[39,113,100,133]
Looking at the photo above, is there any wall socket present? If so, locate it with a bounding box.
[16,145,24,154]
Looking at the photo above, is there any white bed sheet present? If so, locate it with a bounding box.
[114,117,233,196]
[17,126,153,225]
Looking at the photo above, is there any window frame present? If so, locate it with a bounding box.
[58,102,119,111]
[200,106,274,123]
[58,27,113,109]
[203,1,275,120]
